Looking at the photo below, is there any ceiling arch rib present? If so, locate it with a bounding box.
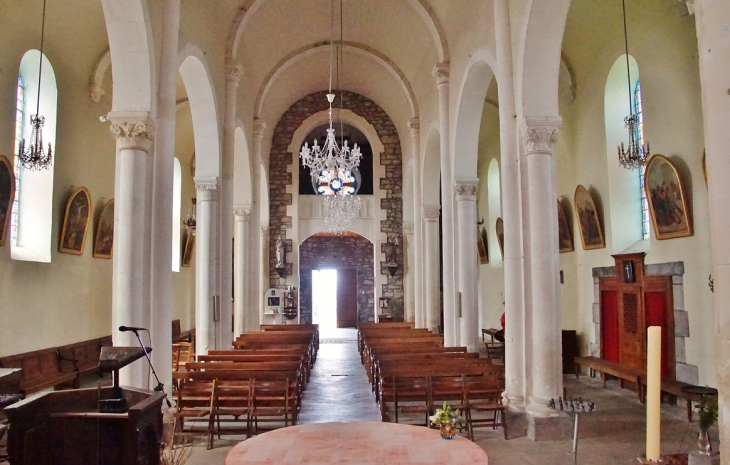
[226,0,448,63]
[256,40,418,119]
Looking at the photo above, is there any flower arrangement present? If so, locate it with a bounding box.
[698,399,718,432]
[430,402,465,429]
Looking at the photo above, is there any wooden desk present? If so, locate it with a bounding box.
[224,421,488,464]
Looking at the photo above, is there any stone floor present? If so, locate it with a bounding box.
[183,328,720,464]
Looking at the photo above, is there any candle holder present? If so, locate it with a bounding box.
[549,397,596,465]
[637,454,664,464]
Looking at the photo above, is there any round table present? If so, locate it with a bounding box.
[224,421,489,464]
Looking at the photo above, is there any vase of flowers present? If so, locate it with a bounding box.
[697,398,718,455]
[429,402,465,440]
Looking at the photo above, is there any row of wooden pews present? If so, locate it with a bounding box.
[172,324,318,449]
[358,322,507,440]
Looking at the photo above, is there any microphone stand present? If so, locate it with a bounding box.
[130,329,172,408]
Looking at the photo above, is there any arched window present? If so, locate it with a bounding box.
[11,50,57,262]
[172,158,182,272]
[634,80,650,241]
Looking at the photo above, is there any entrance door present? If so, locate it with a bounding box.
[336,269,358,328]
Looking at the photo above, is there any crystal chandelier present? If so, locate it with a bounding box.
[18,0,53,171]
[324,194,362,235]
[617,0,649,170]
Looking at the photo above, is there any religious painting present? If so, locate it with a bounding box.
[93,199,114,259]
[477,226,489,265]
[59,187,91,255]
[702,150,707,188]
[182,232,195,267]
[557,200,574,253]
[495,217,504,260]
[574,185,605,250]
[645,154,693,240]
[0,155,15,247]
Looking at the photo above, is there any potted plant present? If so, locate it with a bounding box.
[429,402,465,440]
[697,398,718,455]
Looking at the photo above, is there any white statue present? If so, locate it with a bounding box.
[275,236,286,268]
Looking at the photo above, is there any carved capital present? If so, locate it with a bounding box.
[407,118,420,136]
[233,204,252,220]
[403,223,415,235]
[432,62,450,87]
[253,119,266,138]
[423,205,441,220]
[453,178,479,199]
[225,60,244,82]
[108,114,155,151]
[195,176,219,201]
[260,225,269,237]
[520,116,562,155]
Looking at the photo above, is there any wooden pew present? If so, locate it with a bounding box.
[574,356,644,402]
[0,348,77,396]
[57,338,108,386]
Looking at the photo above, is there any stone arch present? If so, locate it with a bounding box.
[422,125,441,207]
[99,0,155,113]
[177,46,221,178]
[234,125,253,208]
[518,0,571,117]
[89,48,111,103]
[256,41,418,119]
[453,53,496,179]
[226,0,448,62]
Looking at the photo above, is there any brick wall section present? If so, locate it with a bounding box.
[298,235,375,324]
[267,90,404,321]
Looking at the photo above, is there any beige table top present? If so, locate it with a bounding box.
[224,421,488,464]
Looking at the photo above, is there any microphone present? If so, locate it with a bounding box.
[118,325,147,333]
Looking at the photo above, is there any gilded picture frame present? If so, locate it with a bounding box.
[558,199,574,253]
[0,155,15,247]
[93,199,114,259]
[574,185,605,250]
[59,187,92,255]
[182,231,196,267]
[644,154,693,240]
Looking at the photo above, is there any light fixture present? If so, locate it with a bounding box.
[18,0,53,171]
[183,198,196,230]
[324,194,361,235]
[617,0,650,170]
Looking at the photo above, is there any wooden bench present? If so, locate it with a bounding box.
[656,379,718,422]
[172,319,196,344]
[57,337,109,382]
[0,348,77,396]
[574,356,644,402]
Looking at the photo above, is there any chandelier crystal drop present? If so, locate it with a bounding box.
[324,194,362,236]
[617,0,649,170]
[19,0,53,171]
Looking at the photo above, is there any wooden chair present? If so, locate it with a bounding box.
[464,373,507,440]
[212,379,254,440]
[174,379,216,449]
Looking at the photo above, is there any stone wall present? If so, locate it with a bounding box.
[268,90,404,320]
[298,235,375,324]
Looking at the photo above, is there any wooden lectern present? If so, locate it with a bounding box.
[4,347,164,465]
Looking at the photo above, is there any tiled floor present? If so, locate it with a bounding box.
[149,329,721,463]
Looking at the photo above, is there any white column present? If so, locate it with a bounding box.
[520,117,562,409]
[148,0,180,398]
[233,206,251,337]
[433,63,457,346]
[404,223,415,323]
[423,205,441,332]
[109,116,154,388]
[218,62,243,350]
[494,0,527,408]
[250,121,266,327]
[408,118,424,328]
[195,177,219,356]
[694,0,730,456]
[259,225,269,325]
[455,179,479,351]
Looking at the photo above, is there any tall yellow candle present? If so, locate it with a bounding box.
[646,326,662,462]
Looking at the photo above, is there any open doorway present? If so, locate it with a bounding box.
[312,268,358,330]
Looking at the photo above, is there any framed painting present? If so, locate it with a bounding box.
[93,199,114,258]
[182,232,195,267]
[495,217,504,260]
[644,154,693,240]
[557,200,574,253]
[0,155,15,247]
[574,185,605,250]
[477,226,489,265]
[59,187,92,255]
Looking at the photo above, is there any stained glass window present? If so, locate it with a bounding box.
[11,75,25,246]
[635,80,650,240]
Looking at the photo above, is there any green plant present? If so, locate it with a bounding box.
[698,399,718,432]
[429,402,465,428]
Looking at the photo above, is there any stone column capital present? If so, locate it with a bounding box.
[519,116,562,155]
[403,223,415,235]
[253,119,266,138]
[260,225,269,236]
[108,112,155,151]
[225,60,244,82]
[407,118,420,136]
[432,62,450,87]
[423,205,441,220]
[233,204,252,219]
[453,178,479,200]
[195,176,219,201]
